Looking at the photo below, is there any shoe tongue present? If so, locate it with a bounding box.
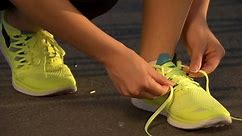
[156,54,175,67]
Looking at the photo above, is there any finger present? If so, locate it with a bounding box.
[146,78,170,97]
[201,55,221,74]
[190,51,203,73]
[182,65,190,73]
[136,91,158,99]
[149,68,174,86]
[188,72,204,78]
[203,41,225,74]
[181,65,203,78]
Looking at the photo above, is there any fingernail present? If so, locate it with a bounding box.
[190,66,199,73]
[168,81,175,86]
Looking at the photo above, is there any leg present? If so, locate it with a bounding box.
[2,0,172,98]
[140,0,193,62]
[133,2,230,135]
[0,0,122,96]
[8,0,123,62]
[6,0,118,32]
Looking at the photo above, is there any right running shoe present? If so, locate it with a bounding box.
[0,11,77,96]
[132,54,234,136]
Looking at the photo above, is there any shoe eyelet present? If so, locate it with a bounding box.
[13,35,21,38]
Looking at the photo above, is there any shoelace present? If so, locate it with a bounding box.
[12,31,61,66]
[144,61,242,136]
[36,30,64,77]
[36,30,63,60]
[11,34,33,68]
[12,30,64,77]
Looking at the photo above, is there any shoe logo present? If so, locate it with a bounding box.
[2,24,11,48]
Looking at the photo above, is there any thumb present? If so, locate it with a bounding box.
[190,51,203,73]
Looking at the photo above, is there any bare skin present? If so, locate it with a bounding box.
[8,0,174,99]
[141,0,225,76]
[183,0,225,76]
[140,0,193,62]
[5,0,225,99]
[6,8,40,32]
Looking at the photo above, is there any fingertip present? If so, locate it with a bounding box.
[169,81,175,86]
[189,65,200,73]
[201,64,215,75]
[201,67,213,75]
[153,72,174,86]
[153,83,170,96]
[160,85,170,95]
[188,72,203,78]
[190,54,202,73]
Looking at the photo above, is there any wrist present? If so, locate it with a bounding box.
[183,16,208,34]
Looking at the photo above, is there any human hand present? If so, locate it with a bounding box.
[183,22,225,77]
[104,48,173,99]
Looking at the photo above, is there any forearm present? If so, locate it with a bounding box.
[10,0,128,65]
[185,0,210,25]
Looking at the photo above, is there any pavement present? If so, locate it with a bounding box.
[0,0,242,136]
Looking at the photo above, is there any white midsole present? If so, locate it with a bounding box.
[0,28,77,96]
[131,98,232,129]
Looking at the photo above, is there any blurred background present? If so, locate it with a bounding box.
[0,0,242,136]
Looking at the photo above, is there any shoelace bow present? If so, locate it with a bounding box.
[144,61,242,136]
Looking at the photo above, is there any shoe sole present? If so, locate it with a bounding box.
[0,35,77,96]
[131,98,232,129]
[13,79,77,96]
[12,78,77,96]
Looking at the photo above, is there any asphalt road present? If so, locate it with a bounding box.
[0,0,242,136]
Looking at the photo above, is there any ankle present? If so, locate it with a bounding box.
[140,52,175,62]
[6,9,41,32]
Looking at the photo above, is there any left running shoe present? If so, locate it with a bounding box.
[0,11,77,96]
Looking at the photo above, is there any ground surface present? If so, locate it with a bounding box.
[0,0,242,136]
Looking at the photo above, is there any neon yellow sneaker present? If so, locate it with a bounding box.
[132,54,235,136]
[0,11,77,96]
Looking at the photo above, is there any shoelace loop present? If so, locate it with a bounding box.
[154,62,201,92]
[145,61,241,136]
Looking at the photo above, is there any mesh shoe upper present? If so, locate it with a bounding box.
[151,61,230,121]
[132,54,232,136]
[0,11,76,95]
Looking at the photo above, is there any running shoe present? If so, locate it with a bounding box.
[0,11,77,96]
[132,54,233,136]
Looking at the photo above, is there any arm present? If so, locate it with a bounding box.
[183,0,225,75]
[10,0,172,98]
[11,0,126,64]
[185,0,209,24]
